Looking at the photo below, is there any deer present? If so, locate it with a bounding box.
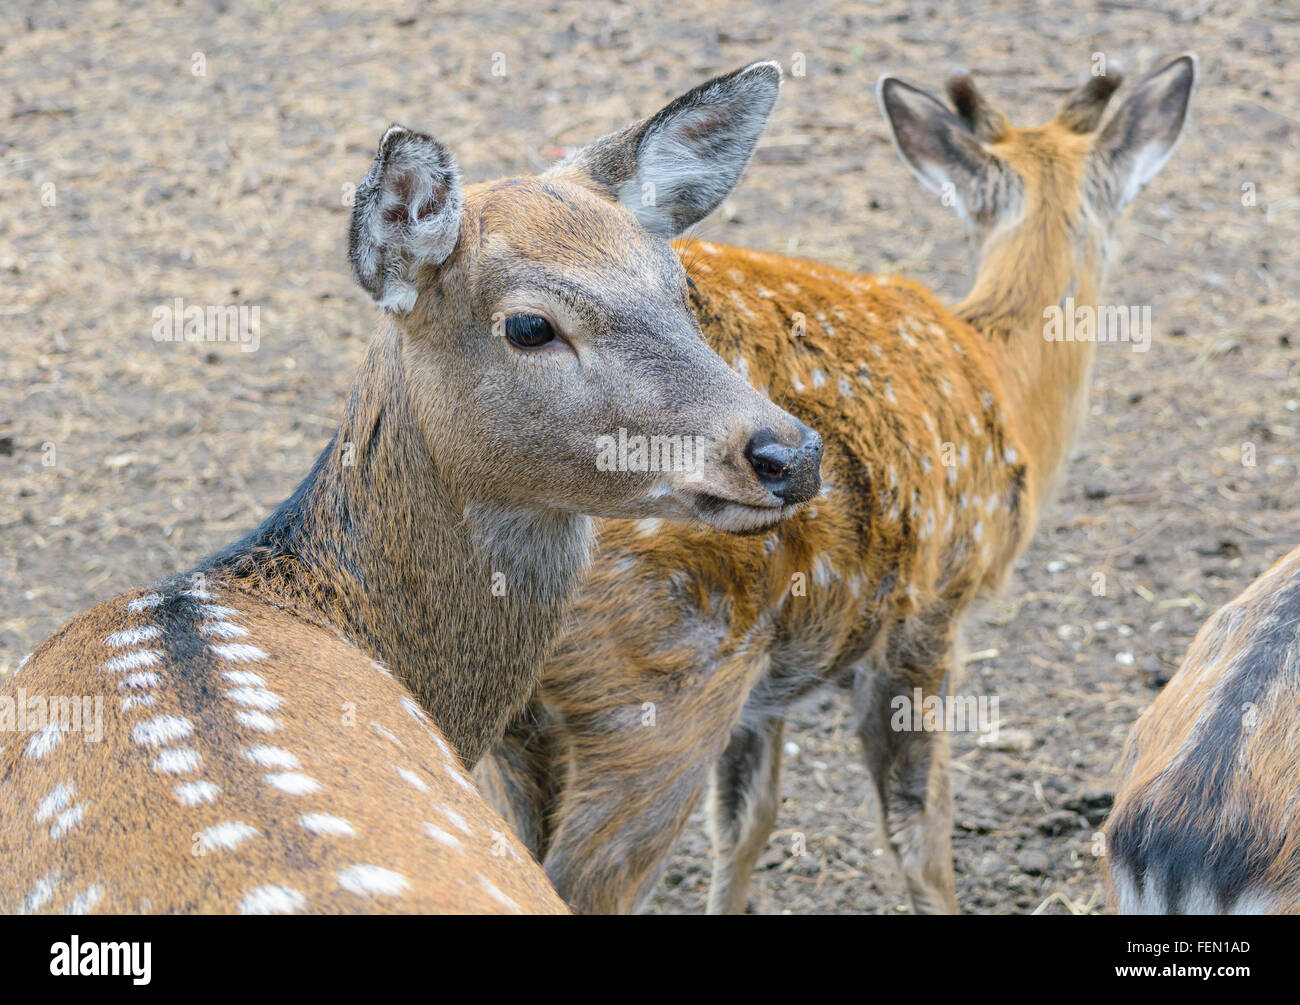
[475,54,1199,914]
[0,61,824,914]
[1103,544,1300,915]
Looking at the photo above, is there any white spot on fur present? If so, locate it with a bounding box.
[132,715,194,748]
[396,766,429,791]
[445,764,476,793]
[25,723,63,760]
[198,821,258,851]
[239,885,307,915]
[226,687,283,711]
[370,721,404,747]
[477,877,521,913]
[424,821,461,848]
[118,672,161,689]
[175,780,220,806]
[49,804,85,839]
[235,710,278,733]
[200,621,250,639]
[211,643,268,663]
[120,694,156,712]
[105,626,162,648]
[400,697,428,725]
[35,783,73,822]
[427,731,455,762]
[265,772,322,795]
[300,813,355,836]
[222,670,266,687]
[102,650,162,673]
[19,872,61,914]
[338,865,409,897]
[440,807,472,834]
[127,593,164,611]
[729,290,756,318]
[64,884,103,915]
[198,604,242,620]
[635,518,662,537]
[154,747,201,774]
[243,746,301,769]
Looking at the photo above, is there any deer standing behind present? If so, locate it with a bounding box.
[0,62,822,914]
[1104,544,1300,914]
[477,55,1198,914]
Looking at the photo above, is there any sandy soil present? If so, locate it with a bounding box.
[1,0,1296,914]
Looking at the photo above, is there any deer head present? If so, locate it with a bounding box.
[346,61,823,535]
[877,54,1197,306]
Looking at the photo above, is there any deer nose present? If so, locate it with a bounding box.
[744,425,823,505]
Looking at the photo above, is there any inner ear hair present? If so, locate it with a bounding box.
[547,60,781,238]
[945,74,1008,143]
[348,125,462,313]
[1056,72,1124,134]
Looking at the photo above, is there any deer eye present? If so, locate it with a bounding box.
[505,314,556,349]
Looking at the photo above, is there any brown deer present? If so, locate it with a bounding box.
[0,62,822,914]
[1104,544,1300,915]
[477,55,1198,914]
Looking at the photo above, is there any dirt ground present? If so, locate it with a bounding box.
[2,1,1296,914]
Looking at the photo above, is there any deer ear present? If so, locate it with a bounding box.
[1055,71,1124,134]
[551,61,782,237]
[946,73,1008,143]
[877,75,996,224]
[1093,54,1196,212]
[349,125,463,313]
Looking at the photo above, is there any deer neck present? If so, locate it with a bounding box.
[201,323,592,765]
[955,209,1106,501]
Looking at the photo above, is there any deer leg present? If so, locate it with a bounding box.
[538,663,758,914]
[705,716,786,914]
[472,700,560,861]
[853,661,959,914]
[540,733,715,914]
